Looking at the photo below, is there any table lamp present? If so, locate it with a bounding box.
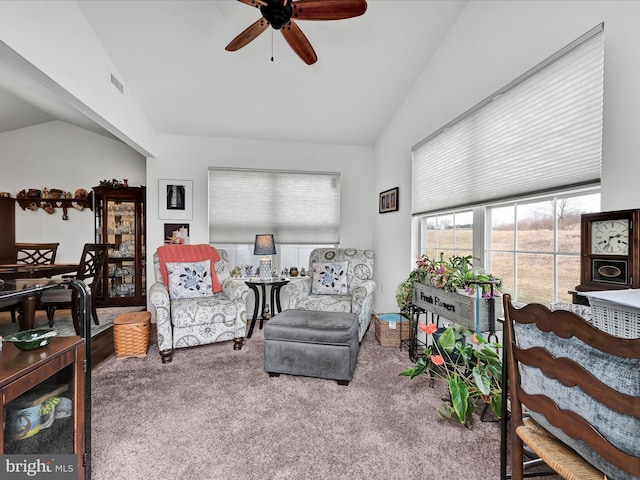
[254,234,276,281]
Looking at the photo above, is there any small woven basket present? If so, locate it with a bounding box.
[113,311,151,358]
[374,313,409,347]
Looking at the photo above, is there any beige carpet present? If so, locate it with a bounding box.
[90,325,510,480]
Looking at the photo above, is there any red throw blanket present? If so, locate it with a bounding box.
[157,244,222,293]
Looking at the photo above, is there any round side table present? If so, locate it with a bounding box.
[245,278,290,338]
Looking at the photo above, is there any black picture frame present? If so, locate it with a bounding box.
[379,187,399,214]
[158,179,193,220]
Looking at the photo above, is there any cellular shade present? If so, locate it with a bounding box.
[209,168,340,244]
[412,25,603,215]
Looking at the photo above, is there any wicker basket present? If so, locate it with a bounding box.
[374,313,409,347]
[113,311,151,358]
[581,290,640,338]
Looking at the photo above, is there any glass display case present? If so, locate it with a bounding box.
[93,185,146,307]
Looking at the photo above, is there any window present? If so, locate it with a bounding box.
[486,189,600,304]
[208,168,340,244]
[412,24,603,214]
[419,210,473,260]
[411,25,604,304]
[208,168,340,273]
[215,243,331,275]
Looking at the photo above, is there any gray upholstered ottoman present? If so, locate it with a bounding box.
[264,309,359,385]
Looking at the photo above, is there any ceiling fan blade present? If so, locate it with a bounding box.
[225,18,269,51]
[237,0,267,8]
[280,20,318,65]
[291,0,367,21]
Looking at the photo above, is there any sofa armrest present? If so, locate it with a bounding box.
[149,282,173,353]
[352,279,376,300]
[284,277,312,308]
[222,278,250,303]
[351,279,376,315]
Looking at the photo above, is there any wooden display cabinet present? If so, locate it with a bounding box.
[0,337,87,480]
[93,186,146,307]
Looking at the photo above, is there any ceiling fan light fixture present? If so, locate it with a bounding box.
[260,0,293,30]
[226,0,367,64]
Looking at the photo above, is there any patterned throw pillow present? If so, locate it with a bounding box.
[311,261,348,295]
[166,260,214,299]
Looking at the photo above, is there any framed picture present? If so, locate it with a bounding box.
[379,187,399,214]
[164,223,190,244]
[159,179,192,220]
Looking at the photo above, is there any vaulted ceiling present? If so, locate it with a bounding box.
[0,1,465,147]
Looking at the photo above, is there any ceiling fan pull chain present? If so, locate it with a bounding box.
[271,28,274,62]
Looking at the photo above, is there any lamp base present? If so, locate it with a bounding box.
[259,258,272,281]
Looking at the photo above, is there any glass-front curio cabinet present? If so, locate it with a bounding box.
[93,185,146,307]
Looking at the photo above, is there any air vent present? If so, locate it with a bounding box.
[110,73,124,94]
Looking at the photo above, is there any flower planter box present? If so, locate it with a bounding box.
[412,282,502,332]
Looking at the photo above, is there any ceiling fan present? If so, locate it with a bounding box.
[225,0,367,65]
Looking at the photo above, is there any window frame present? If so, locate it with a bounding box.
[415,187,600,303]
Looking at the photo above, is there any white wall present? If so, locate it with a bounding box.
[0,0,156,156]
[373,0,640,313]
[0,121,145,262]
[145,134,375,291]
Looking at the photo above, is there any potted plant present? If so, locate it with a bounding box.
[448,263,502,298]
[396,253,501,306]
[400,323,503,428]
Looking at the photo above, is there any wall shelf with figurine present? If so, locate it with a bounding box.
[16,188,93,220]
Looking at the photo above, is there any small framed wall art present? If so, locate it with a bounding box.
[159,179,193,220]
[379,187,399,214]
[164,223,190,244]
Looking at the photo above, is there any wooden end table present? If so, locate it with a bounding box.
[245,278,290,338]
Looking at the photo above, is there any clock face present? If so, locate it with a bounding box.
[591,219,630,255]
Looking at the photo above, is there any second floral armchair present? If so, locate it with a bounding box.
[285,248,375,342]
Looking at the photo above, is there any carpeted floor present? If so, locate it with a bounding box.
[91,325,509,480]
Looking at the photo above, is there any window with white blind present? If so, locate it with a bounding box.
[411,24,604,304]
[412,24,603,215]
[208,168,341,245]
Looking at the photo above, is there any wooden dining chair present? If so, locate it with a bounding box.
[15,242,60,265]
[39,243,109,335]
[503,294,640,480]
[3,242,61,323]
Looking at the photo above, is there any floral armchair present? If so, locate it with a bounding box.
[285,248,375,342]
[149,246,249,363]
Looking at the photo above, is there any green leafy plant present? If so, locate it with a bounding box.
[400,323,502,428]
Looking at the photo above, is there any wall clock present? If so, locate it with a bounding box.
[575,209,640,297]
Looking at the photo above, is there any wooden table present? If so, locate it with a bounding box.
[0,270,76,331]
[0,263,78,280]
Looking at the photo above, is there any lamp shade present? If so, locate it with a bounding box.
[253,234,276,256]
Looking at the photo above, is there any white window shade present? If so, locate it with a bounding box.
[208,168,340,244]
[412,25,603,215]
